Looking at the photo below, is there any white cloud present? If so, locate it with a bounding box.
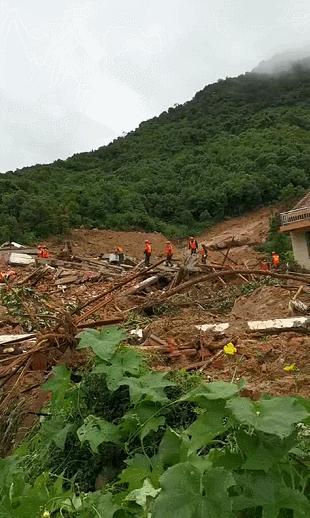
[1,0,310,171]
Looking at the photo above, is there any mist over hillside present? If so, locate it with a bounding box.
[253,45,310,75]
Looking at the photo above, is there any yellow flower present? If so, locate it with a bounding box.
[42,512,50,518]
[223,342,237,356]
[283,363,297,372]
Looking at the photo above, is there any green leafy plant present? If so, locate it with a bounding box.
[0,326,309,517]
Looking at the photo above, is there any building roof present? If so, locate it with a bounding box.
[293,191,310,209]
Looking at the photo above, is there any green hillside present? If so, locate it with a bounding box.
[1,62,310,242]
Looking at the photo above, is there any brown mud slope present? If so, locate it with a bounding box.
[201,206,275,266]
[47,229,169,259]
[200,206,274,244]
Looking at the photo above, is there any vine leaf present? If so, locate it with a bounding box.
[140,416,165,443]
[77,327,126,361]
[185,400,232,452]
[181,381,239,406]
[119,454,153,491]
[120,371,175,404]
[227,397,309,438]
[81,491,120,518]
[40,417,74,451]
[126,478,160,509]
[43,365,72,408]
[93,348,143,391]
[232,472,310,517]
[77,415,120,453]
[157,428,190,468]
[153,463,234,518]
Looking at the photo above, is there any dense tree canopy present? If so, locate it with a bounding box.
[1,63,310,242]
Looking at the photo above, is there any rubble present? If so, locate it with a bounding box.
[1,220,310,451]
[247,316,310,332]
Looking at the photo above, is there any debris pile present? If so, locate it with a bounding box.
[1,229,310,454]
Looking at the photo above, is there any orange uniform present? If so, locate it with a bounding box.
[165,243,173,256]
[115,246,124,264]
[38,245,49,259]
[271,253,280,269]
[260,260,270,272]
[188,237,198,254]
[144,240,152,266]
[165,241,173,266]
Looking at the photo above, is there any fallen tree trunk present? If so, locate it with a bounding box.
[75,258,166,323]
[140,269,310,311]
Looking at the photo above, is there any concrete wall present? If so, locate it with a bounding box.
[290,230,310,269]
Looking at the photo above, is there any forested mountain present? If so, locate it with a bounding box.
[1,60,310,242]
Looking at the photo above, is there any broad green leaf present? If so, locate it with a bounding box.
[119,454,153,490]
[157,428,190,468]
[6,472,73,518]
[227,397,309,438]
[232,472,310,517]
[140,415,165,442]
[236,430,296,471]
[121,401,165,441]
[81,491,120,518]
[43,365,72,407]
[40,417,74,450]
[119,453,163,492]
[120,371,175,404]
[185,400,232,452]
[126,478,160,509]
[77,326,126,361]
[0,456,21,488]
[181,381,239,406]
[207,449,243,470]
[77,415,121,453]
[93,348,143,391]
[153,463,234,518]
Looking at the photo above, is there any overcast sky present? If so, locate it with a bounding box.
[1,0,310,172]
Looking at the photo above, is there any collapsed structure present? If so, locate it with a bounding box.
[0,215,310,454]
[280,191,310,269]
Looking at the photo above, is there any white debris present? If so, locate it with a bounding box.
[0,334,35,345]
[8,252,35,266]
[195,323,230,334]
[247,317,310,332]
[130,328,143,339]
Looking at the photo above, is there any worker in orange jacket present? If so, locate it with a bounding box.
[199,243,208,264]
[164,241,173,267]
[188,236,198,255]
[260,259,270,272]
[115,246,124,264]
[144,240,152,267]
[271,251,280,270]
[38,244,49,259]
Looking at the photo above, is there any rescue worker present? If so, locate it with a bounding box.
[38,245,49,259]
[188,236,198,255]
[115,246,124,264]
[260,259,270,272]
[200,243,208,264]
[164,241,173,267]
[144,240,152,267]
[271,251,280,270]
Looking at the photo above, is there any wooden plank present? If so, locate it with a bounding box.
[0,334,35,346]
[55,276,79,285]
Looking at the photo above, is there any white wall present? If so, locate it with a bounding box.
[290,230,310,269]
